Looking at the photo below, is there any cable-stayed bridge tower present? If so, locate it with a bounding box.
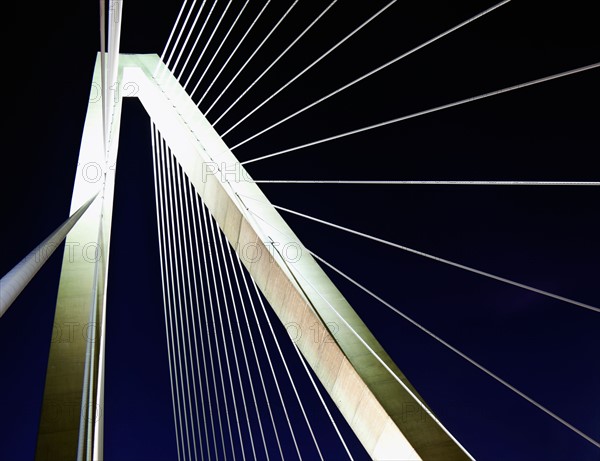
[0,1,598,460]
[29,49,472,461]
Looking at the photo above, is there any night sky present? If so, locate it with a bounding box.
[1,1,599,460]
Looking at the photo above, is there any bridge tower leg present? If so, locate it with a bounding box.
[35,54,123,461]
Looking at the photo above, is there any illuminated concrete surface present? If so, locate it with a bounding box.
[124,54,473,460]
[35,54,122,461]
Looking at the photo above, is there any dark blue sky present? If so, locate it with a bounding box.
[1,1,599,460]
